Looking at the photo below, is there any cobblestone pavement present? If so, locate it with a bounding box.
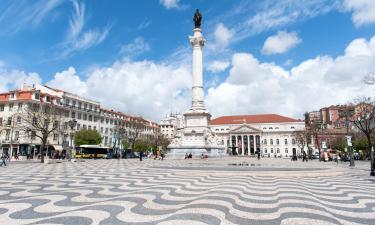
[0,158,374,225]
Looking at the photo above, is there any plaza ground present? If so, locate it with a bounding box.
[0,157,374,225]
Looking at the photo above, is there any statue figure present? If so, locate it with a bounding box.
[193,9,202,28]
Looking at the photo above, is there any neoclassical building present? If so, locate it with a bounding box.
[161,113,306,157]
[210,114,305,157]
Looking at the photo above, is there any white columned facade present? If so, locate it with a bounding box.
[247,135,250,156]
[241,135,244,156]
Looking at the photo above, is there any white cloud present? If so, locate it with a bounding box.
[45,60,191,121]
[207,60,230,73]
[216,0,340,42]
[206,35,375,119]
[0,69,41,92]
[159,0,185,10]
[61,0,110,57]
[120,37,151,57]
[0,0,62,35]
[211,23,234,50]
[344,0,375,27]
[262,31,302,55]
[46,67,88,96]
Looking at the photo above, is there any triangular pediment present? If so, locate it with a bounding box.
[230,124,262,133]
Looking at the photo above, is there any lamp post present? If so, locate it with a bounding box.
[68,119,77,160]
[339,107,355,167]
[370,146,374,176]
[319,122,327,161]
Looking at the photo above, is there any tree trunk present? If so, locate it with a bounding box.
[40,142,45,163]
[315,133,321,161]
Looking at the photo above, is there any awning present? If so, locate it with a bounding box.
[52,145,64,151]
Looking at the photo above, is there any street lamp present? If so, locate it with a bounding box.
[68,119,77,160]
[318,122,327,161]
[339,107,355,167]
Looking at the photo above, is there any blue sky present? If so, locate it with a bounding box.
[1,0,375,121]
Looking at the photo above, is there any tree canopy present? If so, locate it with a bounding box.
[74,129,102,146]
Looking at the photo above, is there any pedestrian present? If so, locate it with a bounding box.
[257,150,260,160]
[302,151,308,162]
[139,151,143,161]
[161,152,164,160]
[0,154,6,167]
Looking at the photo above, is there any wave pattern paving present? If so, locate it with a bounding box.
[0,159,374,225]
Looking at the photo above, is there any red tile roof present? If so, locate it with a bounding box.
[210,114,301,125]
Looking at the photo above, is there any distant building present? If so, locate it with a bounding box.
[161,113,306,157]
[0,84,159,159]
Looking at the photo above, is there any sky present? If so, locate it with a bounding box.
[1,0,375,122]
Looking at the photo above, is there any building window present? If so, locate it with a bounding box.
[53,134,58,141]
[77,124,81,130]
[271,148,274,153]
[72,100,76,106]
[264,148,267,153]
[10,93,15,99]
[83,114,87,120]
[276,139,279,145]
[291,126,295,129]
[292,139,296,145]
[18,103,23,111]
[264,139,267,145]
[7,117,12,125]
[84,103,87,109]
[78,113,82,119]
[0,104,4,111]
[46,96,51,102]
[17,116,21,123]
[78,102,82,109]
[71,111,75,118]
[65,99,70,105]
[9,103,13,111]
[88,125,91,130]
[285,148,288,153]
[94,116,98,122]
[106,118,109,124]
[89,105,92,110]
[101,117,104,123]
[285,139,288,145]
[83,124,87,129]
[269,127,273,129]
[5,130,10,140]
[277,148,280,153]
[34,93,40,100]
[15,131,19,141]
[105,128,108,134]
[89,115,92,121]
[270,139,273,145]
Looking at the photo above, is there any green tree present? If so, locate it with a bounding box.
[74,129,102,146]
[331,137,346,152]
[134,139,148,152]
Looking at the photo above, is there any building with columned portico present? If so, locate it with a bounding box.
[209,114,305,157]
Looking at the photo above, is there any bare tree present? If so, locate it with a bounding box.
[18,102,66,163]
[293,130,308,156]
[364,71,375,85]
[126,117,146,153]
[351,97,375,176]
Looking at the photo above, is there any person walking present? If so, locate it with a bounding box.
[257,150,261,160]
[139,151,143,161]
[302,151,308,162]
[0,154,7,167]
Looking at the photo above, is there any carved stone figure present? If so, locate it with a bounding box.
[193,9,202,28]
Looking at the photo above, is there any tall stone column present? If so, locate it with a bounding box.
[189,28,205,111]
